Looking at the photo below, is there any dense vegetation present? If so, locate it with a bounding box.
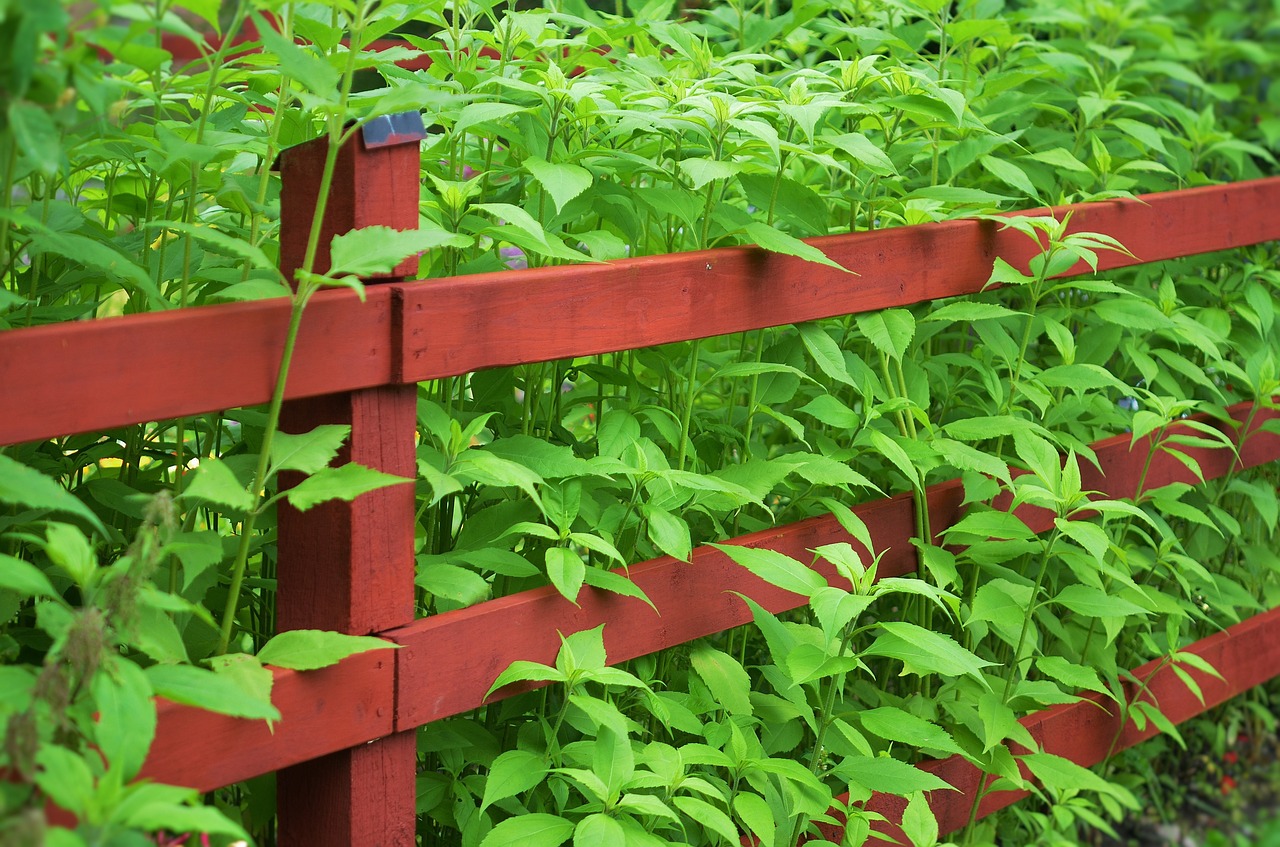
[1,0,1279,845]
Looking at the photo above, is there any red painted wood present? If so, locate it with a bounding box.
[276,386,418,635]
[383,400,1278,731]
[272,130,421,847]
[0,285,394,445]
[857,605,1280,845]
[5,179,1279,447]
[279,134,421,282]
[393,178,1280,382]
[277,729,419,847]
[131,399,1280,795]
[140,651,394,793]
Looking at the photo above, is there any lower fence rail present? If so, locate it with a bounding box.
[131,398,1280,844]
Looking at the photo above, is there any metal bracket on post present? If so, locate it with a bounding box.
[274,111,425,847]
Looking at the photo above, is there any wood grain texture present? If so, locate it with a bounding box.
[278,730,418,847]
[140,650,394,793]
[277,385,418,634]
[5,179,1279,447]
[394,178,1280,382]
[279,134,421,281]
[0,285,394,445]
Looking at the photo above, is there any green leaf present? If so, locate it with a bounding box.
[835,755,954,794]
[122,802,251,840]
[270,425,350,475]
[673,797,740,845]
[525,158,594,213]
[284,462,410,511]
[256,629,396,671]
[1034,656,1109,696]
[866,621,994,683]
[480,813,575,847]
[329,226,468,277]
[546,546,586,604]
[575,814,625,847]
[0,454,107,535]
[452,102,531,136]
[256,13,339,97]
[482,750,547,811]
[643,505,692,562]
[593,723,635,796]
[943,510,1034,541]
[8,102,61,176]
[744,222,853,272]
[486,660,564,698]
[0,553,58,598]
[902,791,940,847]
[826,132,896,175]
[798,322,855,385]
[857,309,915,361]
[146,664,280,721]
[36,747,95,816]
[859,707,965,756]
[690,644,753,716]
[416,563,491,606]
[582,568,656,611]
[93,658,156,780]
[799,394,860,429]
[1021,752,1137,807]
[735,792,776,847]
[1053,584,1148,619]
[711,544,827,597]
[679,157,743,189]
[183,458,254,514]
[924,301,1024,323]
[969,578,1033,644]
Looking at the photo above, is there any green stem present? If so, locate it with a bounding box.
[677,339,702,471]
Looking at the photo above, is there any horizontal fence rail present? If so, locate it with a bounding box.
[3,178,1280,446]
[136,401,1280,795]
[5,175,1279,845]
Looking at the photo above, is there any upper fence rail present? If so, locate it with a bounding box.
[3,178,1279,447]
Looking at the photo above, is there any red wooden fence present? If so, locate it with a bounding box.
[4,130,1280,845]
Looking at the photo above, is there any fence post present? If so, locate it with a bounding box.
[273,113,425,847]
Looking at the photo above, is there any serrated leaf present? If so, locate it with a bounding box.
[859,707,964,756]
[1034,655,1109,696]
[329,226,467,277]
[690,644,753,716]
[798,322,855,385]
[284,462,410,511]
[711,544,826,597]
[256,629,396,671]
[745,222,853,272]
[183,458,254,514]
[546,546,586,604]
[525,157,593,213]
[857,309,915,361]
[270,425,350,475]
[836,755,955,794]
[866,621,994,683]
[255,13,339,97]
